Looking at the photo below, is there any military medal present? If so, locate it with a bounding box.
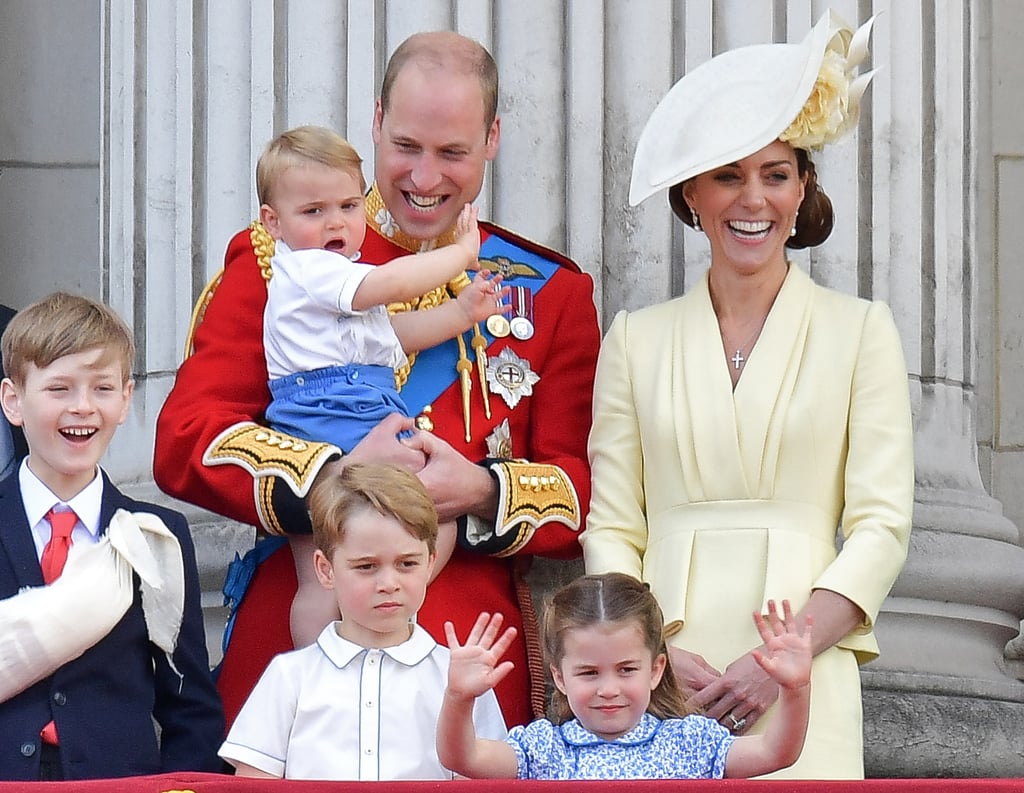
[486,284,511,337]
[486,312,511,338]
[509,286,535,340]
[486,347,540,409]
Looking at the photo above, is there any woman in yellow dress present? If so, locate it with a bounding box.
[581,12,913,779]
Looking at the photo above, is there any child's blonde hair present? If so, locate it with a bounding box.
[307,463,438,558]
[543,572,695,724]
[1,292,134,386]
[256,125,365,207]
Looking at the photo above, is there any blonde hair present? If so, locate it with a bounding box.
[1,292,134,386]
[543,572,694,724]
[256,125,365,207]
[307,463,438,558]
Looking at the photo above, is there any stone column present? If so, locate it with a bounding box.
[858,1,1024,777]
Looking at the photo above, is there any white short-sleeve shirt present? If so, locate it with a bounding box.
[263,241,407,380]
[219,622,507,780]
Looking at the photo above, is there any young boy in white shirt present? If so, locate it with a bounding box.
[218,462,507,780]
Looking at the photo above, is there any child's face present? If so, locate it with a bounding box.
[260,162,367,258]
[0,348,133,501]
[313,505,435,649]
[550,620,667,741]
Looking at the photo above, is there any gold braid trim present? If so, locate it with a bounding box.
[512,556,548,720]
[203,422,340,500]
[489,461,581,558]
[250,220,276,283]
[388,284,448,391]
[256,477,286,537]
[182,270,223,361]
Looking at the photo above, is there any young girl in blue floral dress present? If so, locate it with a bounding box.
[437,572,811,780]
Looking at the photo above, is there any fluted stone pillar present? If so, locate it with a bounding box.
[858,1,1024,777]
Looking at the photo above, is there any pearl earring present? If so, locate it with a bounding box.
[790,212,798,237]
[692,211,702,232]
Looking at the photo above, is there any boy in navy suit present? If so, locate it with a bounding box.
[0,292,223,780]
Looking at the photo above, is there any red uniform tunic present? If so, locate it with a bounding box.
[154,201,600,730]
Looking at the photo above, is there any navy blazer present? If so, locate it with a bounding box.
[0,471,224,780]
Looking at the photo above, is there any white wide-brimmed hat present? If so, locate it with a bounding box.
[629,10,877,207]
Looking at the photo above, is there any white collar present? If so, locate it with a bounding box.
[19,460,104,537]
[315,621,438,668]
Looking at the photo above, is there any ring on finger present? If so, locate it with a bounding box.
[727,713,746,732]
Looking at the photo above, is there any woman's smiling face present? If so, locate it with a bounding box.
[683,139,806,276]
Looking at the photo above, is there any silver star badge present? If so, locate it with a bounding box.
[486,347,540,410]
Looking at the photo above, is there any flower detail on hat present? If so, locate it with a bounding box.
[780,50,847,150]
[780,14,878,151]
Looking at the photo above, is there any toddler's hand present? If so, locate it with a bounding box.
[455,204,481,266]
[750,600,812,691]
[456,271,510,324]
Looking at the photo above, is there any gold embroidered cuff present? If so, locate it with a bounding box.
[202,422,340,499]
[488,461,581,557]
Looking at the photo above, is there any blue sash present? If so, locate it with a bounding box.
[399,233,561,414]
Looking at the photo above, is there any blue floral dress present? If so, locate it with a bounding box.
[506,712,734,779]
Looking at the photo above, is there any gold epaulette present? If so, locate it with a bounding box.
[202,422,340,500]
[488,461,580,557]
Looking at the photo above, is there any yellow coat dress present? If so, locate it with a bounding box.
[581,264,913,779]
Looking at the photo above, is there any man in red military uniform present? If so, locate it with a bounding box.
[154,30,600,731]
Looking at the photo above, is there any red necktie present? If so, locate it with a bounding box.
[40,508,77,584]
[40,508,77,745]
